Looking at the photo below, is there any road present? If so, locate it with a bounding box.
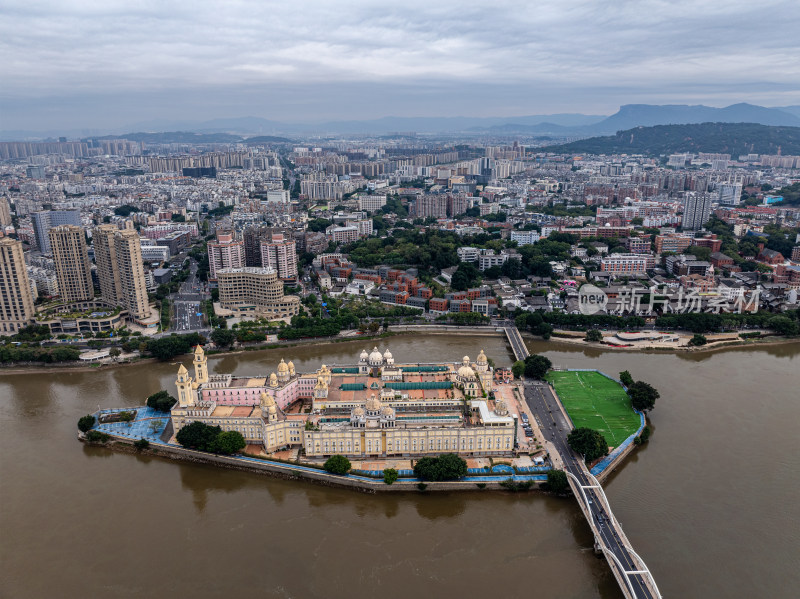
[171,262,210,332]
[523,381,658,599]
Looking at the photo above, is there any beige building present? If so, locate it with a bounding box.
[93,225,122,305]
[50,225,93,302]
[216,267,300,318]
[260,234,298,281]
[0,196,12,227]
[112,229,150,320]
[170,346,516,460]
[93,225,150,321]
[0,237,35,333]
[207,231,244,281]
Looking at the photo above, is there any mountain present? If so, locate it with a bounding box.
[777,105,800,119]
[585,103,800,134]
[94,131,249,144]
[540,122,800,156]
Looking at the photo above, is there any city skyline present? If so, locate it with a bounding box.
[2,0,799,131]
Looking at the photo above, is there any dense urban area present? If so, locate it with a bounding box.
[0,131,799,365]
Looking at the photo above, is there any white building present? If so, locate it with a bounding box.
[510,230,540,246]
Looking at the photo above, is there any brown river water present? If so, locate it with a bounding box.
[1,335,798,599]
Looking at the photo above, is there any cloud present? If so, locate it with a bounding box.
[1,0,799,129]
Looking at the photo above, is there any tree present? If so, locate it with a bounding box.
[627,381,659,412]
[413,454,467,481]
[523,354,552,380]
[450,262,481,291]
[619,370,634,387]
[546,469,569,494]
[212,431,246,455]
[768,315,799,336]
[133,438,150,451]
[383,468,399,485]
[568,428,609,463]
[146,390,177,412]
[77,414,95,433]
[176,421,222,451]
[109,347,121,359]
[688,334,707,346]
[511,360,525,379]
[584,329,603,342]
[211,328,236,348]
[323,454,351,475]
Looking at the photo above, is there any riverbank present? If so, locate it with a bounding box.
[79,432,550,493]
[2,325,795,375]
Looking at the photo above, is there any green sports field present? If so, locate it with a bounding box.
[546,370,641,447]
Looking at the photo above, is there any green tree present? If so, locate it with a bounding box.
[413,454,467,481]
[109,347,122,359]
[146,390,177,412]
[450,263,481,291]
[383,468,399,485]
[512,360,525,379]
[688,333,708,346]
[546,469,569,494]
[619,370,634,387]
[523,354,552,380]
[211,328,236,348]
[77,414,95,433]
[212,431,246,455]
[768,315,799,336]
[627,381,659,412]
[324,454,351,475]
[567,427,609,463]
[176,421,222,451]
[133,438,150,451]
[584,329,603,342]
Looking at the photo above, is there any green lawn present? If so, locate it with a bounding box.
[547,370,640,447]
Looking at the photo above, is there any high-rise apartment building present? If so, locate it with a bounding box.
[93,225,150,320]
[112,229,150,320]
[260,234,298,281]
[682,192,713,231]
[207,231,244,281]
[49,225,94,302]
[0,196,12,227]
[717,183,743,206]
[32,209,81,254]
[93,224,123,306]
[0,237,35,333]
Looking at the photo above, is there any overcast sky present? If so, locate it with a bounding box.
[2,0,799,132]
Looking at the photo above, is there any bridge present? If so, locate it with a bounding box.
[514,342,661,599]
[502,324,529,361]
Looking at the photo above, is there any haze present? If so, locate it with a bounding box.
[1,0,799,132]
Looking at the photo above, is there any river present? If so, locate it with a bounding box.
[0,335,798,599]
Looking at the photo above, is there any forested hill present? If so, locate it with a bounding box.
[541,122,800,156]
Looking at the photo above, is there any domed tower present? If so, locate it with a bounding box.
[457,357,479,398]
[494,399,509,417]
[193,344,208,385]
[318,364,332,386]
[383,348,394,366]
[175,364,195,407]
[269,372,279,388]
[365,393,382,416]
[260,391,278,423]
[287,361,296,377]
[360,349,369,363]
[369,347,383,366]
[476,349,489,373]
[277,358,290,383]
[313,377,328,400]
[350,405,366,427]
[380,405,396,428]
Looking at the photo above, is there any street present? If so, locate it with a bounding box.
[523,380,658,599]
[171,262,210,332]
